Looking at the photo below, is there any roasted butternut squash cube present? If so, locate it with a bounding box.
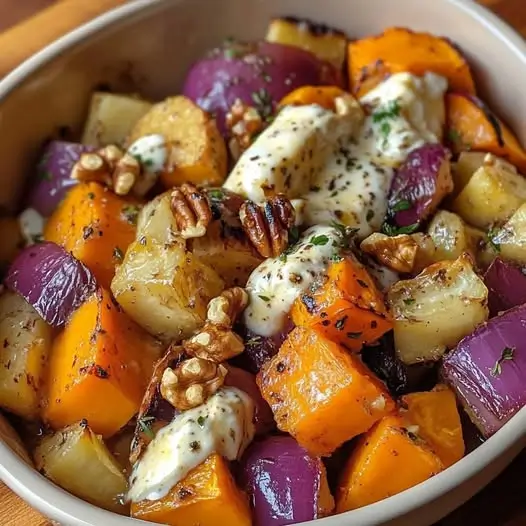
[336,415,444,512]
[348,28,475,97]
[43,288,162,437]
[291,255,392,352]
[131,454,251,526]
[44,182,138,289]
[257,327,394,456]
[401,385,464,468]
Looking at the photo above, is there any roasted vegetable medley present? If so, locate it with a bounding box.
[3,15,526,526]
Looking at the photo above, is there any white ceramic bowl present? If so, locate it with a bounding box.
[0,1,525,525]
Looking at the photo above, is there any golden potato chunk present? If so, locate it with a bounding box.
[111,235,225,341]
[451,158,526,228]
[34,422,128,513]
[388,254,488,365]
[266,17,347,69]
[82,92,153,147]
[493,203,526,265]
[127,96,227,189]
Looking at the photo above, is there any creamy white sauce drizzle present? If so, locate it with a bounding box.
[243,225,344,337]
[127,134,167,196]
[127,387,254,503]
[223,72,447,238]
[18,208,45,245]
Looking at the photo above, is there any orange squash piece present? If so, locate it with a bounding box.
[257,327,395,456]
[401,385,464,468]
[44,182,138,289]
[291,255,392,352]
[336,415,444,512]
[348,27,476,97]
[131,454,251,526]
[279,85,348,111]
[446,92,526,172]
[43,288,162,438]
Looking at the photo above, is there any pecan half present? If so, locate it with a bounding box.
[184,287,248,363]
[239,195,296,258]
[160,357,227,411]
[170,183,213,239]
[226,98,264,161]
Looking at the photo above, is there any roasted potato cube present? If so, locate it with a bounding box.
[81,92,152,147]
[450,151,487,199]
[451,159,526,228]
[427,210,479,262]
[136,192,179,245]
[136,189,262,288]
[388,254,488,365]
[266,17,347,69]
[127,96,227,189]
[34,422,128,513]
[493,203,526,265]
[111,236,225,341]
[0,291,52,420]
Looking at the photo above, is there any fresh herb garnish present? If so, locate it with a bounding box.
[487,226,501,253]
[258,295,271,302]
[207,189,224,200]
[39,171,52,181]
[251,88,273,119]
[310,234,329,246]
[197,415,207,428]
[288,226,300,245]
[366,209,375,222]
[122,204,140,225]
[392,199,412,212]
[330,221,347,236]
[491,346,515,377]
[87,192,95,200]
[372,100,401,123]
[447,128,472,150]
[329,253,344,262]
[403,298,416,305]
[246,336,262,346]
[138,416,155,439]
[381,222,419,236]
[113,246,124,262]
[380,121,391,138]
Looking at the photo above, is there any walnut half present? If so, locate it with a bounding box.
[361,232,435,274]
[71,145,141,196]
[239,195,296,258]
[160,357,228,411]
[184,287,248,363]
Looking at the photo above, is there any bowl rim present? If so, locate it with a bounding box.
[0,0,526,524]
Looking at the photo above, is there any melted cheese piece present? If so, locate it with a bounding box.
[243,225,344,337]
[128,387,254,503]
[223,72,447,237]
[223,104,362,202]
[127,134,167,195]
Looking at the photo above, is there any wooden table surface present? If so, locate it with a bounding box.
[0,0,525,524]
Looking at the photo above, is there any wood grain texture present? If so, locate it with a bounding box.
[0,0,524,525]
